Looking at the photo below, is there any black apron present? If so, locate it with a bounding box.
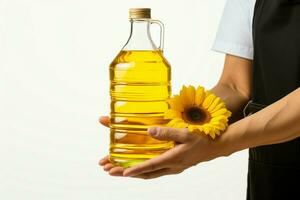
[245,0,300,199]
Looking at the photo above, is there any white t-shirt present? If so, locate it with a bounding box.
[212,0,257,60]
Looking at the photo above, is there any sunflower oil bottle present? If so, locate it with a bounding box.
[109,8,173,167]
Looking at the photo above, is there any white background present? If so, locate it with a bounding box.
[0,0,248,199]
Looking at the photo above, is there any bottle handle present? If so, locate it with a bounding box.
[150,20,165,52]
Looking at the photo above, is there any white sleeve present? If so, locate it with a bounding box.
[212,0,254,60]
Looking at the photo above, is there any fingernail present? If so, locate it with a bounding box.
[148,127,157,136]
[123,170,131,177]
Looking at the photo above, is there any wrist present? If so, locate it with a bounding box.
[216,118,251,157]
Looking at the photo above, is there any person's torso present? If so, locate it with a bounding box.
[247,0,300,199]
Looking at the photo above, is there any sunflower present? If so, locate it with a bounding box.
[164,85,232,139]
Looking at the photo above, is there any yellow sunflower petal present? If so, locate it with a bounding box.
[205,90,213,98]
[203,93,217,109]
[211,108,229,117]
[188,125,194,132]
[164,109,182,119]
[187,85,196,105]
[177,122,188,128]
[207,97,221,112]
[213,118,228,125]
[195,125,204,132]
[210,115,228,123]
[168,95,184,112]
[215,129,221,136]
[209,131,216,139]
[211,102,225,113]
[211,122,226,131]
[195,86,205,106]
[224,111,232,118]
[180,85,194,107]
[202,124,212,135]
[179,85,188,106]
[167,118,184,127]
[188,124,199,132]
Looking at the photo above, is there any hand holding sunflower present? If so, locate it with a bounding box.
[165,85,231,139]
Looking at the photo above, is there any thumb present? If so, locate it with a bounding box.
[148,127,189,143]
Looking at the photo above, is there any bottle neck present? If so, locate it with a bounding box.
[122,19,157,51]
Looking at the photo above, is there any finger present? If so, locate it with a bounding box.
[123,148,179,177]
[99,156,110,166]
[148,127,190,143]
[109,166,125,176]
[99,116,110,127]
[132,168,175,179]
[103,163,114,171]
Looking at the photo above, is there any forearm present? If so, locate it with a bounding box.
[221,87,300,155]
[210,83,249,122]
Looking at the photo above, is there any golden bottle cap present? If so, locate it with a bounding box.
[129,8,151,19]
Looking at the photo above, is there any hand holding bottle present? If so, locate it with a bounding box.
[99,116,233,179]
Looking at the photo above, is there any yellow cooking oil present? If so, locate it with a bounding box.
[109,50,174,168]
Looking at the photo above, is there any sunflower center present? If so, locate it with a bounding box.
[182,106,210,124]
